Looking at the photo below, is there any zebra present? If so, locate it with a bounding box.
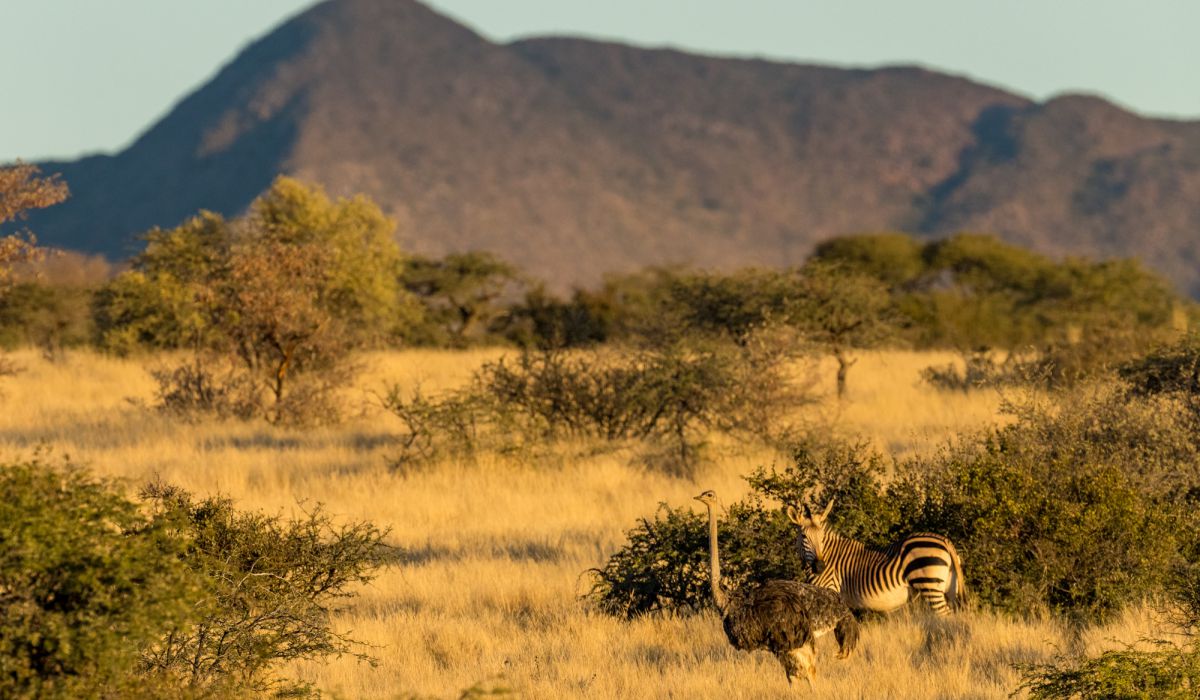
[785,499,966,616]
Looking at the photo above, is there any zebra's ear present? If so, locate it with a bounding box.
[785,504,804,525]
[821,497,836,520]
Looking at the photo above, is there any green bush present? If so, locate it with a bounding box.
[747,439,902,549]
[0,282,94,354]
[1019,642,1200,700]
[0,458,389,698]
[1018,566,1200,699]
[401,251,523,347]
[0,458,198,699]
[586,498,806,619]
[813,232,1188,353]
[1120,335,1200,399]
[139,482,388,696]
[501,285,615,349]
[897,389,1194,621]
[588,441,894,618]
[382,384,504,466]
[384,339,812,471]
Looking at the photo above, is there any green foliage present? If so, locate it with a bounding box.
[96,178,417,424]
[811,232,926,287]
[0,458,198,700]
[586,505,708,618]
[1019,642,1200,700]
[795,260,898,396]
[585,500,806,619]
[247,178,413,344]
[94,178,415,355]
[896,388,1196,621]
[1018,566,1200,699]
[589,440,896,619]
[812,232,1188,354]
[923,233,1052,294]
[214,235,358,425]
[661,268,803,343]
[501,284,614,348]
[747,440,901,549]
[0,282,93,353]
[384,338,811,471]
[505,267,803,351]
[402,252,523,346]
[0,458,389,698]
[382,384,499,466]
[93,211,227,354]
[139,482,388,697]
[1120,334,1200,399]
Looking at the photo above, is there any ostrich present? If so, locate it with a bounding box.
[694,490,859,688]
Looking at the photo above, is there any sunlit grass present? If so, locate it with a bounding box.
[0,347,1154,698]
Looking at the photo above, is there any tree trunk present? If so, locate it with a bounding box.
[834,349,857,400]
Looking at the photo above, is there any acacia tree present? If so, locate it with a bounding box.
[102,177,411,424]
[403,251,522,346]
[0,163,68,378]
[0,162,68,289]
[92,211,229,354]
[796,261,896,399]
[214,235,351,424]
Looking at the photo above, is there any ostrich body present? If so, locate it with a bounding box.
[695,490,859,688]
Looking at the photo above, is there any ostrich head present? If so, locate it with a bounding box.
[693,489,718,507]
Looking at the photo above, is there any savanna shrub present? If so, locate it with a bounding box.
[0,458,198,699]
[385,339,812,470]
[1019,643,1200,700]
[150,356,260,421]
[586,498,806,619]
[0,459,391,698]
[1120,334,1200,411]
[921,349,1029,391]
[1022,329,1157,389]
[891,391,1193,621]
[588,441,887,619]
[1018,566,1200,699]
[747,439,902,549]
[381,384,503,466]
[139,482,389,696]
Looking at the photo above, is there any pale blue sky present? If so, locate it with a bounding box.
[2,0,1196,163]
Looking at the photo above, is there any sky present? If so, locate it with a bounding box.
[2,0,1196,163]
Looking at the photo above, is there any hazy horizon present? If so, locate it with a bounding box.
[3,0,1196,163]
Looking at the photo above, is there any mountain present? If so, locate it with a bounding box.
[18,0,1200,293]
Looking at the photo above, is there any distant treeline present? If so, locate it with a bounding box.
[0,178,1190,359]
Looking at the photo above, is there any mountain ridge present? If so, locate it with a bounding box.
[16,0,1200,293]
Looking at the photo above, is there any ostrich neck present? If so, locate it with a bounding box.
[705,503,728,612]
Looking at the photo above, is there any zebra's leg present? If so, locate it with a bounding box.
[914,585,952,616]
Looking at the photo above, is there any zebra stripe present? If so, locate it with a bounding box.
[786,503,966,616]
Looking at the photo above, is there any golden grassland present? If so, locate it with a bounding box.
[0,348,1164,699]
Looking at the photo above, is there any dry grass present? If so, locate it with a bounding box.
[0,348,1159,698]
